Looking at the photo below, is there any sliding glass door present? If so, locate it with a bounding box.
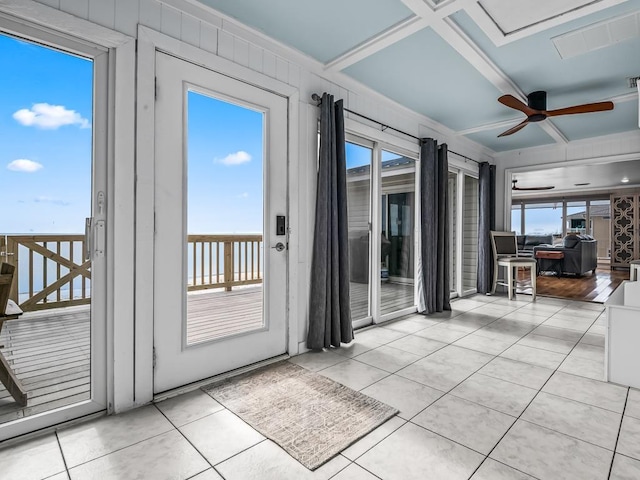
[344,136,419,326]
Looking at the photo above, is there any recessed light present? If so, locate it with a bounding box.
[574,182,590,186]
[621,177,630,183]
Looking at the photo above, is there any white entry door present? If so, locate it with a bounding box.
[153,52,288,393]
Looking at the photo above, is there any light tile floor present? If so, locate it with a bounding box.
[2,294,640,479]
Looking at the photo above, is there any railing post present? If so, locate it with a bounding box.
[224,241,233,292]
[6,237,18,303]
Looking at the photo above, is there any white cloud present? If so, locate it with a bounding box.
[13,103,90,129]
[215,151,251,166]
[236,192,249,198]
[34,196,70,206]
[7,159,43,172]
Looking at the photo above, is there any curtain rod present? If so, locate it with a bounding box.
[311,93,482,165]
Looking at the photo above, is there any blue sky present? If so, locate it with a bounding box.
[187,91,264,234]
[1,33,93,234]
[0,32,266,235]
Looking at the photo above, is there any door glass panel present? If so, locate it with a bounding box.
[380,150,415,314]
[524,202,563,243]
[462,176,478,293]
[589,200,611,261]
[511,204,522,235]
[186,91,264,345]
[448,171,457,293]
[346,142,372,321]
[566,201,587,235]
[0,33,93,421]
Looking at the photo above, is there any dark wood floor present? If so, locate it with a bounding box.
[519,266,629,303]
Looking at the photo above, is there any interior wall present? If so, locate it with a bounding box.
[494,131,640,231]
[12,0,491,410]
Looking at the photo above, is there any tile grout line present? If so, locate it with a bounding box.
[54,431,71,479]
[607,388,630,479]
[151,402,237,479]
[465,306,603,479]
[306,296,604,478]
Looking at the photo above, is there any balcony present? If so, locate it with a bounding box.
[0,233,413,422]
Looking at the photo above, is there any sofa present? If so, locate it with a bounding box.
[516,235,553,257]
[533,234,597,276]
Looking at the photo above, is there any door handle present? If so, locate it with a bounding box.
[272,242,286,252]
[84,217,93,260]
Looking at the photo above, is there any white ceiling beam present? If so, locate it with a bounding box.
[455,117,522,136]
[400,0,437,18]
[463,1,504,45]
[438,17,569,143]
[466,0,628,47]
[325,16,429,72]
[329,0,583,145]
[539,121,569,144]
[609,91,639,104]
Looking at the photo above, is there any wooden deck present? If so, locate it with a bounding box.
[187,287,263,344]
[350,281,415,319]
[0,281,414,424]
[0,305,91,424]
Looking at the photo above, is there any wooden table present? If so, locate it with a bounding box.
[535,250,564,277]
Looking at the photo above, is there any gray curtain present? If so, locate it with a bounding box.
[307,93,353,349]
[477,162,496,293]
[418,138,451,314]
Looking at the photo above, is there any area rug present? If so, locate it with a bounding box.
[202,361,397,470]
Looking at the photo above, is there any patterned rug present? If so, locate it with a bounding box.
[202,361,398,470]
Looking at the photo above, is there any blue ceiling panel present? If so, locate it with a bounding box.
[466,123,556,152]
[553,100,639,141]
[451,4,640,108]
[344,27,517,131]
[200,0,414,63]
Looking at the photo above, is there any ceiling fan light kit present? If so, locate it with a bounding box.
[497,91,614,137]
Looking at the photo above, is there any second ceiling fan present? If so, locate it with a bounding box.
[497,91,614,137]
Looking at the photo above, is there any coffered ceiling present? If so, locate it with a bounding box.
[199,0,640,153]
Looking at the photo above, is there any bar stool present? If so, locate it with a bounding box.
[490,231,537,301]
[631,259,640,281]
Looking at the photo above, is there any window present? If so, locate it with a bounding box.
[346,141,373,322]
[462,175,479,294]
[448,171,458,293]
[523,202,563,241]
[380,149,415,314]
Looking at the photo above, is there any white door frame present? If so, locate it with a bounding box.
[0,9,134,440]
[135,26,299,405]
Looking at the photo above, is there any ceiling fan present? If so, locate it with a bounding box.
[497,91,614,137]
[512,179,554,191]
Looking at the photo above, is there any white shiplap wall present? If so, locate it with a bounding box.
[24,0,489,357]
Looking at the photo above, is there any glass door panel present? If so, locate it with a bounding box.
[566,201,587,235]
[462,175,478,294]
[524,202,563,243]
[186,91,264,345]
[346,142,372,322]
[380,150,415,315]
[448,171,457,294]
[0,33,96,424]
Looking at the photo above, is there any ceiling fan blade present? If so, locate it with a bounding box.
[498,119,529,137]
[498,95,536,116]
[546,101,614,117]
[513,185,555,191]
